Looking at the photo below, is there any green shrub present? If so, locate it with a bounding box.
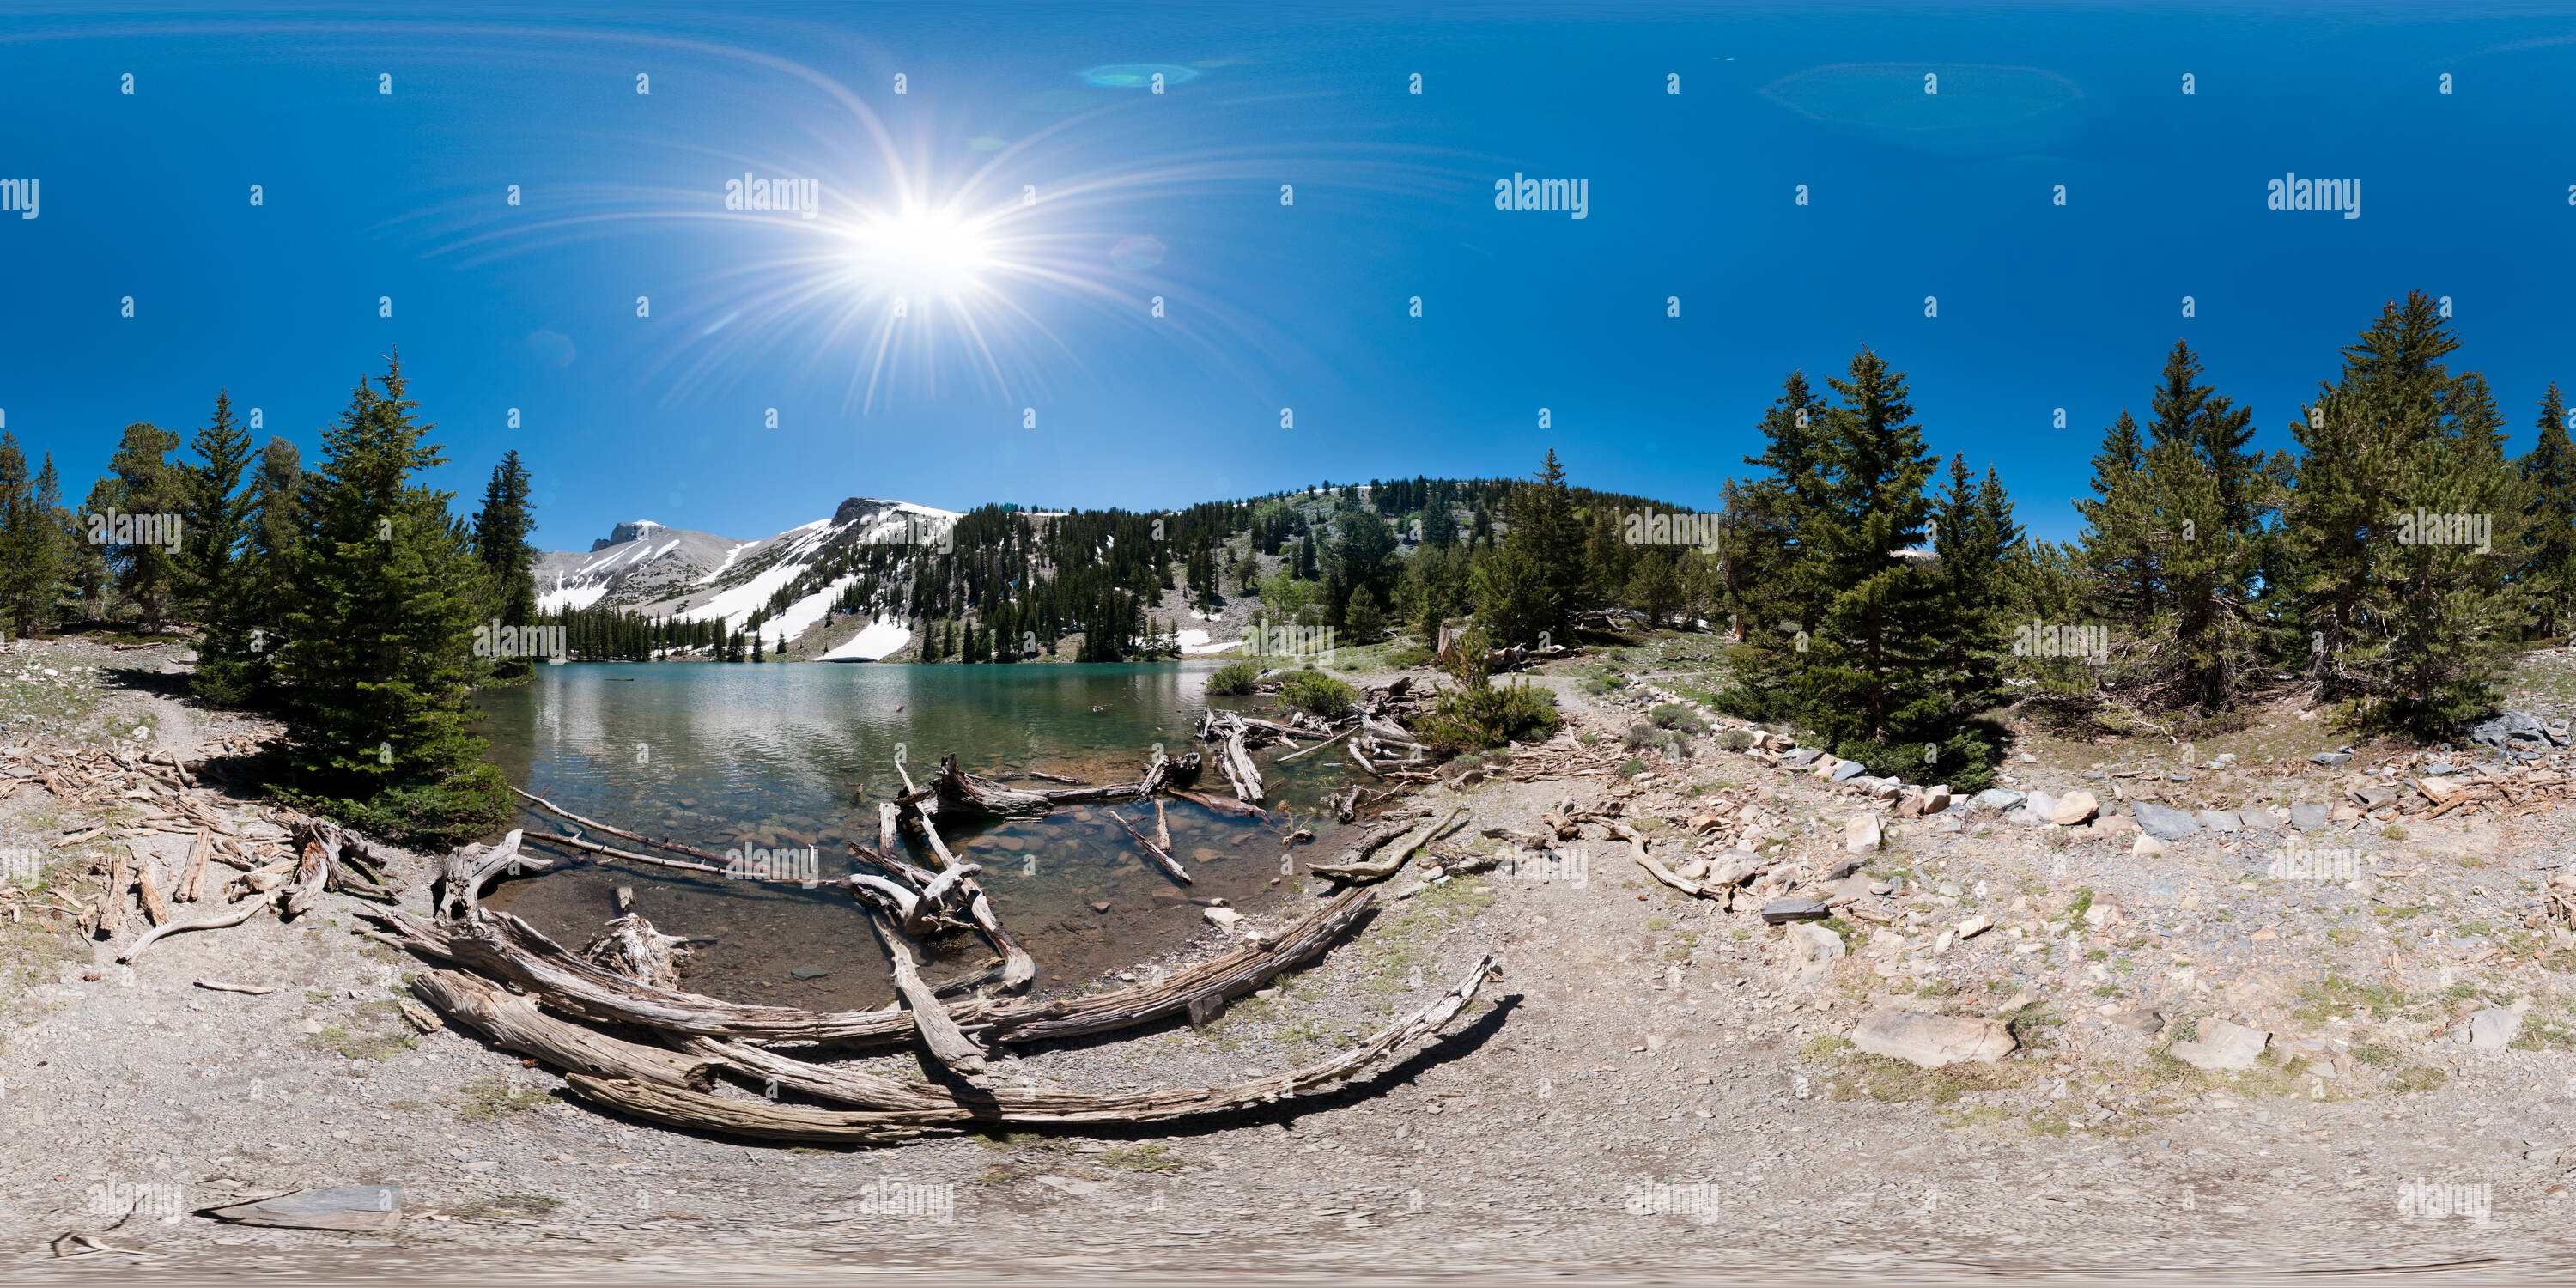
[1623,723,1688,758]
[1418,680,1561,751]
[1383,645,1434,670]
[1718,728,1755,751]
[1616,756,1647,777]
[1206,660,1262,696]
[1648,703,1710,735]
[1278,668,1357,720]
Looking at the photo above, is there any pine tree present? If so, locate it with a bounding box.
[2140,340,2274,712]
[471,450,540,682]
[1929,456,2017,709]
[2521,384,2576,640]
[2286,292,2520,735]
[1720,373,1832,685]
[0,435,64,637]
[1722,349,1997,786]
[101,422,186,628]
[180,392,260,705]
[2075,410,2157,633]
[1502,449,1585,641]
[273,354,510,846]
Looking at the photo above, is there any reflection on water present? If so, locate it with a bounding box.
[471,661,1362,1002]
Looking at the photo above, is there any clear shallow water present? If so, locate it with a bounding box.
[471,661,1361,1005]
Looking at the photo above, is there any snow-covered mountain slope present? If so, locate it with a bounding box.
[535,499,961,651]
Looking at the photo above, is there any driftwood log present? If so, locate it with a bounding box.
[579,912,693,989]
[606,951,1501,1134]
[374,886,1373,1048]
[117,890,276,963]
[410,968,719,1091]
[433,830,553,920]
[1106,807,1192,885]
[513,787,731,865]
[869,914,991,1082]
[1309,807,1467,884]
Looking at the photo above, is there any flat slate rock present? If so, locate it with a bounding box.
[1759,897,1830,923]
[2460,1008,2523,1051]
[1779,749,1822,769]
[1971,788,2026,813]
[208,1185,406,1232]
[2289,803,2332,830]
[1828,759,1868,781]
[2310,750,2353,765]
[2195,810,2244,833]
[2131,802,2202,841]
[1850,1009,2015,1067]
[2170,1018,2268,1071]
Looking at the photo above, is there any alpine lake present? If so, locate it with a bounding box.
[471,660,1377,1007]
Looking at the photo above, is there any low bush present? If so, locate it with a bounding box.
[1206,660,1263,696]
[1278,668,1357,720]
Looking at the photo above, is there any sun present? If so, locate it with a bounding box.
[841,206,995,303]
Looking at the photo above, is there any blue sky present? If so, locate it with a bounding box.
[3,3,2573,550]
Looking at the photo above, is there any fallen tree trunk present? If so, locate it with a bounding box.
[1218,716,1265,802]
[869,914,990,1082]
[410,968,720,1091]
[1169,787,1268,820]
[522,829,732,878]
[513,788,732,866]
[1308,806,1467,884]
[605,950,1498,1133]
[579,913,693,989]
[933,754,1052,815]
[434,830,553,920]
[1106,807,1192,885]
[373,886,1374,1047]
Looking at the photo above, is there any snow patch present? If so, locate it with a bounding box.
[822,619,913,661]
[1178,629,1242,655]
[538,581,608,613]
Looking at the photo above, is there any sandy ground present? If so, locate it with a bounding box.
[2,636,2573,1285]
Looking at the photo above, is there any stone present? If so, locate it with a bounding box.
[2330,804,2363,822]
[1675,858,1712,881]
[2049,791,2100,826]
[2416,775,2463,805]
[2169,1018,2269,1071]
[2471,710,2569,750]
[1922,785,1953,813]
[1203,906,1246,928]
[1844,815,1883,853]
[1931,816,1963,834]
[788,965,829,980]
[1760,897,1829,923]
[2311,750,2352,765]
[2024,791,2060,820]
[2088,815,2138,841]
[1829,759,1868,782]
[2460,1008,2523,1051]
[2239,809,2284,833]
[2195,810,2243,833]
[1850,1009,2016,1067]
[2005,807,2050,827]
[210,1186,407,1232]
[1785,920,1846,962]
[1970,788,2026,814]
[2129,830,2167,855]
[2106,1009,2166,1035]
[2289,803,2331,830]
[2081,896,2124,930]
[2132,802,2202,841]
[1704,852,1765,886]
[1779,749,1821,769]
[1825,873,1877,906]
[1953,914,1993,939]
